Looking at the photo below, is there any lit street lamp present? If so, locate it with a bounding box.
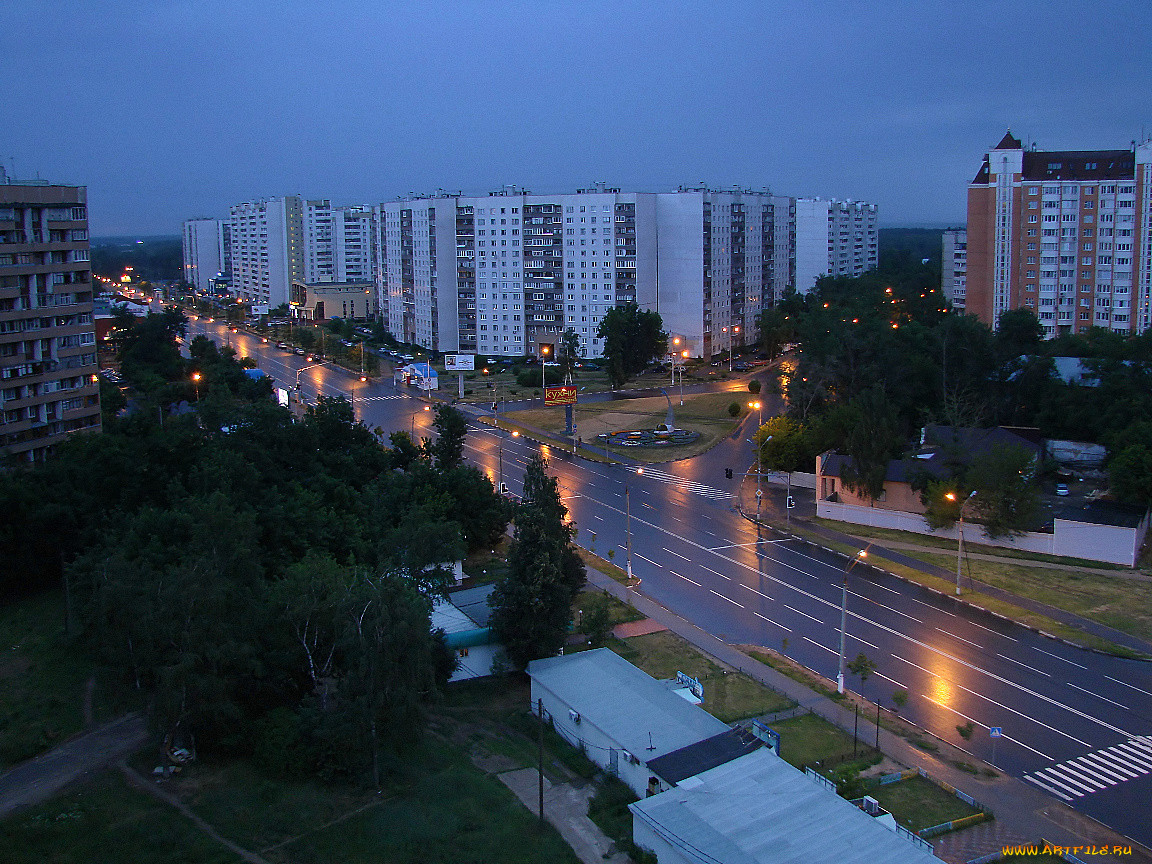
[411,403,430,438]
[945,490,978,596]
[749,401,763,508]
[191,372,201,402]
[540,344,550,391]
[625,466,644,582]
[837,547,869,694]
[498,429,519,493]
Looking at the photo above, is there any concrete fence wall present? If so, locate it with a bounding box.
[762,470,817,490]
[815,500,1145,567]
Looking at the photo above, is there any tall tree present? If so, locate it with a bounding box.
[431,404,468,472]
[967,444,1041,539]
[596,303,667,387]
[490,455,585,669]
[839,387,902,504]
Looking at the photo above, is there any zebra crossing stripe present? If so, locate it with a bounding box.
[636,468,733,500]
[1066,758,1118,786]
[1026,736,1152,800]
[1028,771,1086,798]
[1025,775,1072,801]
[1078,754,1133,781]
[1042,767,1102,794]
[1113,743,1152,770]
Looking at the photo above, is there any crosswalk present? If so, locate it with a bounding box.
[1025,736,1152,801]
[635,467,734,501]
[353,394,408,401]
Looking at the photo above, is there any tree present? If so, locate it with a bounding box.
[596,303,667,387]
[967,444,1040,538]
[752,416,808,474]
[839,387,902,504]
[489,455,586,669]
[431,404,468,472]
[1108,443,1152,507]
[995,308,1044,359]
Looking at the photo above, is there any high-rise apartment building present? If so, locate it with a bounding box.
[181,217,230,293]
[966,132,1152,337]
[375,186,795,358]
[941,229,967,312]
[0,182,101,462]
[228,196,304,309]
[303,201,375,284]
[793,199,879,294]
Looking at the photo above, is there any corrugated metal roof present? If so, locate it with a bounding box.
[630,749,941,864]
[528,649,729,763]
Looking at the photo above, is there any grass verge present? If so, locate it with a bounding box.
[611,631,795,723]
[769,712,861,769]
[864,774,981,833]
[782,524,1148,655]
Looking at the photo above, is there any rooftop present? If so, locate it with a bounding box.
[528,649,730,765]
[630,749,941,864]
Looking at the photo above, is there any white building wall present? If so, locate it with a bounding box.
[942,229,967,311]
[228,196,303,309]
[654,192,705,355]
[181,218,224,293]
[794,198,832,294]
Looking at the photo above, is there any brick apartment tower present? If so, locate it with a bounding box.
[966,131,1152,338]
[0,182,101,462]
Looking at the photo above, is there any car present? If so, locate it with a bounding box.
[733,362,751,371]
[1055,483,1070,496]
[276,342,289,350]
[294,348,306,356]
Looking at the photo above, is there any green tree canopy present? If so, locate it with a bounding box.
[596,303,667,387]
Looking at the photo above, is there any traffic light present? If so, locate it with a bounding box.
[491,402,498,412]
[725,467,733,479]
[786,496,795,509]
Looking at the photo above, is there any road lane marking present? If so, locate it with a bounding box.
[710,589,744,608]
[783,604,822,624]
[663,547,692,562]
[667,570,702,587]
[996,652,1050,677]
[934,627,984,649]
[873,671,906,689]
[1105,675,1152,697]
[701,566,730,580]
[803,636,835,654]
[1032,647,1087,669]
[738,584,770,599]
[753,612,789,631]
[635,553,659,566]
[1066,682,1129,711]
[850,634,880,650]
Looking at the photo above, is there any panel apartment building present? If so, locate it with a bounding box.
[303,200,375,284]
[966,132,1152,337]
[374,186,796,359]
[181,217,230,294]
[0,181,101,462]
[228,196,305,309]
[793,198,879,293]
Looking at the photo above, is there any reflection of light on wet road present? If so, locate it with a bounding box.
[927,672,954,709]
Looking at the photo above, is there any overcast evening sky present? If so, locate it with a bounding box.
[5,0,1150,236]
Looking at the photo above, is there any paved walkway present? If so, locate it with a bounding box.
[0,712,149,819]
[498,768,629,864]
[583,568,1152,863]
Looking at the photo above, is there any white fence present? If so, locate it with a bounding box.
[815,500,1147,567]
[761,470,817,490]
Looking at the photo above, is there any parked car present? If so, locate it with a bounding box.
[294,348,306,356]
[1055,483,1070,496]
[276,342,289,350]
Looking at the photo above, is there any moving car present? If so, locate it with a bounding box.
[1055,483,1070,496]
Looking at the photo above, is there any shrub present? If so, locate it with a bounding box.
[748,379,762,395]
[957,722,974,740]
[892,689,908,708]
[727,401,741,417]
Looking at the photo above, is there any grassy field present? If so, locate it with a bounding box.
[612,630,795,723]
[865,774,981,832]
[809,519,1152,647]
[505,390,753,462]
[769,712,861,769]
[0,591,126,770]
[0,770,239,864]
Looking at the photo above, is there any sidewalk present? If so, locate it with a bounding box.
[583,567,1152,863]
[736,476,1152,657]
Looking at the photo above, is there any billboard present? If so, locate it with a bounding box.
[544,385,577,406]
[250,304,270,316]
[444,354,475,371]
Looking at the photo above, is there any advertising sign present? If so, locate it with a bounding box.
[544,385,577,406]
[444,354,475,371]
[250,304,270,316]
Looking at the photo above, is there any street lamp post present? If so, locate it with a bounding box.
[411,403,430,438]
[749,401,763,508]
[191,372,201,402]
[837,548,868,694]
[625,466,644,582]
[540,344,550,391]
[730,325,739,372]
[497,429,519,493]
[946,490,978,596]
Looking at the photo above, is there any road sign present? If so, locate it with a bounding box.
[544,385,577,406]
[989,727,1002,738]
[444,354,475,371]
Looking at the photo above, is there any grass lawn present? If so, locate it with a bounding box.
[0,770,239,864]
[0,591,126,770]
[866,775,981,833]
[505,390,752,462]
[770,712,861,769]
[573,589,645,628]
[611,631,795,722]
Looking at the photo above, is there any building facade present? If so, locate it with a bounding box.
[303,201,375,284]
[375,186,796,358]
[0,182,101,462]
[181,217,230,294]
[228,196,304,309]
[792,198,879,294]
[966,132,1152,337]
[289,280,375,321]
[941,228,967,312]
